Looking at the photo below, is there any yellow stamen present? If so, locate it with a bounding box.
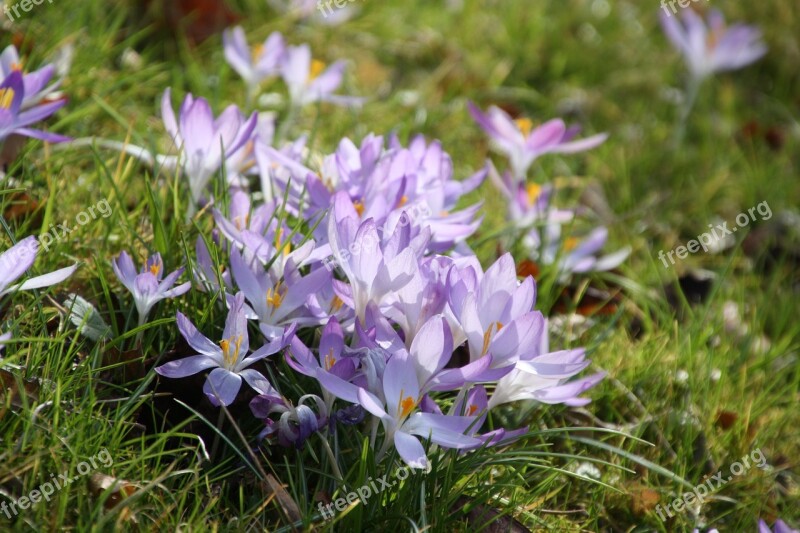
[234,214,250,231]
[0,88,15,110]
[220,335,243,368]
[706,25,726,50]
[252,44,265,62]
[564,237,580,251]
[266,282,285,311]
[309,59,326,81]
[398,389,416,419]
[10,62,22,72]
[330,295,344,313]
[526,183,542,203]
[324,348,336,370]
[274,228,291,256]
[481,322,504,356]
[149,260,161,277]
[353,200,365,217]
[467,404,478,416]
[515,117,534,137]
[397,195,408,208]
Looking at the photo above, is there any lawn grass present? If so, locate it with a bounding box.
[0,0,798,531]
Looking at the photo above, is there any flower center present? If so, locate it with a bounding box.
[0,88,15,110]
[398,389,417,419]
[397,195,408,208]
[563,237,580,252]
[353,200,365,217]
[481,321,504,356]
[526,183,541,203]
[324,348,336,370]
[266,282,285,313]
[309,59,326,81]
[149,260,162,277]
[515,117,534,137]
[252,44,265,63]
[220,335,243,369]
[467,404,478,416]
[234,214,250,231]
[329,295,344,314]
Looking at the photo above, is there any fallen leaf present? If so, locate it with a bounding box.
[715,410,738,431]
[0,368,40,421]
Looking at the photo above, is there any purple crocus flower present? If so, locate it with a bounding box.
[250,393,328,448]
[452,386,528,447]
[222,27,285,100]
[155,293,292,406]
[487,319,605,409]
[355,352,482,469]
[161,88,258,204]
[280,44,362,107]
[758,520,799,533]
[0,71,69,145]
[469,102,607,179]
[112,251,191,326]
[0,236,77,297]
[229,245,329,339]
[447,253,547,381]
[660,8,767,82]
[327,191,428,324]
[1,46,55,110]
[526,221,630,279]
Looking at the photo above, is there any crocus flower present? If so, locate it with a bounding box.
[223,27,285,99]
[155,293,293,406]
[0,236,77,297]
[758,520,799,533]
[250,393,328,448]
[486,320,605,409]
[355,352,482,469]
[0,71,69,145]
[0,44,71,110]
[327,192,428,324]
[660,8,767,82]
[161,88,258,204]
[112,251,191,326]
[447,253,547,381]
[469,102,607,179]
[229,245,329,339]
[281,44,362,107]
[452,385,528,447]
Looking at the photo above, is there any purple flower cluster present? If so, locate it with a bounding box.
[470,103,629,281]
[87,26,607,468]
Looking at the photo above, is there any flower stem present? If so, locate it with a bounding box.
[319,433,345,487]
[673,76,703,146]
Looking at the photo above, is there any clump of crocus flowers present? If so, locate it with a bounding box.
[93,26,606,470]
